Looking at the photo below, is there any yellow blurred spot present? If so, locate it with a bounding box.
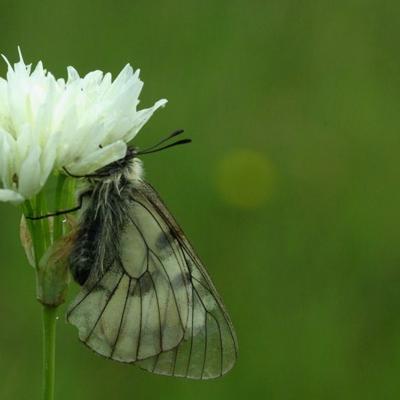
[216,149,275,209]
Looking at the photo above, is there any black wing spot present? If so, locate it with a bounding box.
[139,272,153,296]
[155,230,176,257]
[156,231,170,249]
[171,271,192,288]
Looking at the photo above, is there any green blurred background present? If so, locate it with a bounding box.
[1,0,400,399]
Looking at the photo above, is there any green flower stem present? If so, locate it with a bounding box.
[53,174,67,242]
[42,305,57,400]
[22,173,76,400]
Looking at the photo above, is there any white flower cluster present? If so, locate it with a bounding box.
[0,49,167,203]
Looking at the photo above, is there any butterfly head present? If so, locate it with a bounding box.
[87,146,140,181]
[87,130,190,181]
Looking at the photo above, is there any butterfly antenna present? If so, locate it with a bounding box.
[138,139,191,155]
[137,129,191,155]
[139,129,184,152]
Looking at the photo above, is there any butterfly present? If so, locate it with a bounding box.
[49,130,237,379]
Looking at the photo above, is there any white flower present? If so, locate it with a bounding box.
[0,48,167,203]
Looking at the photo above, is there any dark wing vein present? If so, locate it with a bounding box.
[136,279,143,360]
[147,270,163,351]
[131,198,189,296]
[185,283,195,376]
[67,259,115,317]
[149,249,185,328]
[110,277,132,358]
[85,272,124,342]
[201,303,208,379]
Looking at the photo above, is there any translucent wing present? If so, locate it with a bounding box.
[67,180,238,379]
[134,182,238,379]
[66,193,191,362]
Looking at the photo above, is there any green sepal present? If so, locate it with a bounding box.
[36,233,74,307]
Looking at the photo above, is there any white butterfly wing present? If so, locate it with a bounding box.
[67,180,238,379]
[134,182,238,379]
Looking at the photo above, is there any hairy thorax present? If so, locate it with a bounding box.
[69,157,143,285]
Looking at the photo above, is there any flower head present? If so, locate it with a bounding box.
[0,49,167,203]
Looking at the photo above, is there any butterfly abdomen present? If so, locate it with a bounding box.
[69,214,100,285]
[69,179,133,286]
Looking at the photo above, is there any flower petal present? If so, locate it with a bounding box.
[0,49,168,201]
[18,144,42,199]
[65,140,127,175]
[125,99,168,142]
[0,189,24,203]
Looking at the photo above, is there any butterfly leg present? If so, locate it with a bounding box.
[63,167,108,179]
[25,191,90,220]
